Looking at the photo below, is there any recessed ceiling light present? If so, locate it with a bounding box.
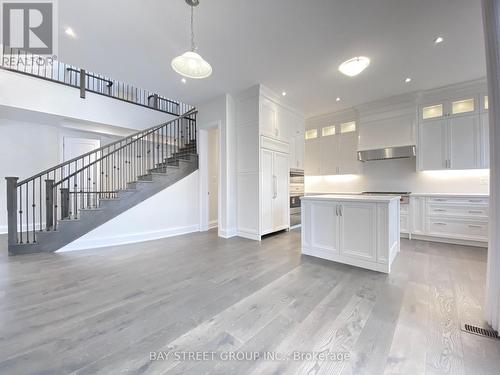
[65,27,76,38]
[282,91,287,96]
[405,77,412,83]
[338,56,370,77]
[336,97,341,102]
[181,78,187,84]
[434,36,444,44]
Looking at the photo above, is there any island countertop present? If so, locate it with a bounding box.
[301,194,401,203]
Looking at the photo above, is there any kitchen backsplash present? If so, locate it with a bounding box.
[305,158,489,194]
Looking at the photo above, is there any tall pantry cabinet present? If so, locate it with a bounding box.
[235,85,305,240]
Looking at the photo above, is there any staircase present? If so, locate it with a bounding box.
[5,110,198,255]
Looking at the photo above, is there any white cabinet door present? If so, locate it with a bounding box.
[308,202,340,254]
[273,151,289,230]
[410,196,426,235]
[339,132,359,174]
[480,112,490,168]
[260,149,274,234]
[400,214,409,234]
[260,100,277,139]
[305,138,321,176]
[295,134,305,170]
[289,136,297,169]
[449,114,479,169]
[276,108,290,142]
[419,119,447,170]
[339,202,377,261]
[320,135,339,175]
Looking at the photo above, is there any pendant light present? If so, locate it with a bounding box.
[171,0,212,79]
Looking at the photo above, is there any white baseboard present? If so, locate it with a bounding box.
[218,227,237,238]
[407,233,487,248]
[58,224,200,252]
[237,229,261,241]
[0,225,7,235]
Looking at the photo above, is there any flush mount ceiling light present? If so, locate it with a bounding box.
[171,0,212,79]
[338,56,370,77]
[336,97,341,102]
[405,77,412,83]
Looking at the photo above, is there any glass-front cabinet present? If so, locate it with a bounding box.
[418,94,489,170]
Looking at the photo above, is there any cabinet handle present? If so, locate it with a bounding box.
[434,199,446,202]
[434,209,446,212]
[339,205,343,216]
[469,210,483,214]
[434,222,447,226]
[335,205,339,216]
[469,199,482,203]
[468,225,483,228]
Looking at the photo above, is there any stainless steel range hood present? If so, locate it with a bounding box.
[357,145,416,162]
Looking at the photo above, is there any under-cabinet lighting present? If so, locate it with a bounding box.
[421,169,489,178]
[323,174,360,182]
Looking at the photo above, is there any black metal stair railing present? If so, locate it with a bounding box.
[0,45,193,116]
[5,110,197,248]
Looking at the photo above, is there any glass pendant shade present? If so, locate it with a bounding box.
[171,50,212,79]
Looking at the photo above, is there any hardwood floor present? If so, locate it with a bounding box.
[0,229,499,374]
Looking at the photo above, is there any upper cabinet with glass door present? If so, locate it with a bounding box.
[420,96,478,121]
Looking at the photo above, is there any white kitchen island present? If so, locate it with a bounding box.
[301,195,400,273]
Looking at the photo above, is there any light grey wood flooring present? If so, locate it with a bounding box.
[0,229,499,374]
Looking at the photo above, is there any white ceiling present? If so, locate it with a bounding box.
[58,0,486,117]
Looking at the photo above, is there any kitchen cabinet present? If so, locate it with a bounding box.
[305,122,360,176]
[301,195,400,273]
[418,96,484,170]
[339,201,377,262]
[408,194,489,244]
[305,137,321,176]
[480,96,490,168]
[261,148,289,235]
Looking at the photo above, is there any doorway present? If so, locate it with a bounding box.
[199,125,220,232]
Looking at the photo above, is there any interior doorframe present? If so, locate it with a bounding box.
[198,121,222,234]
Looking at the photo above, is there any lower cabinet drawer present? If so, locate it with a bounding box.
[427,219,488,240]
[428,197,488,205]
[427,204,489,219]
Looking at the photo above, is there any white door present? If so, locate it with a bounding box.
[480,112,490,168]
[338,132,359,174]
[339,202,377,261]
[419,119,447,170]
[272,151,289,230]
[449,114,479,169]
[207,129,219,228]
[305,138,321,176]
[320,135,338,175]
[261,149,274,234]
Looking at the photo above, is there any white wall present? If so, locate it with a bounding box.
[196,94,237,238]
[0,117,124,233]
[0,69,176,130]
[306,158,490,194]
[59,171,200,251]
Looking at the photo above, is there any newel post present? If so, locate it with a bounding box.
[5,177,18,248]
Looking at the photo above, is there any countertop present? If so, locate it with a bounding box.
[305,192,489,198]
[301,194,400,203]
